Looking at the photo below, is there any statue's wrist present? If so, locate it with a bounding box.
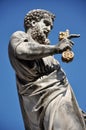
[54,46,60,54]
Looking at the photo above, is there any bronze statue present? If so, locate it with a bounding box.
[8,9,86,130]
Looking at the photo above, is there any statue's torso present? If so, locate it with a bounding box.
[8,31,61,83]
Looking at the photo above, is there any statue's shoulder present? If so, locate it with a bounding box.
[11,31,28,39]
[9,31,29,51]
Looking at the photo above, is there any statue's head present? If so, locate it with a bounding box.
[24,9,55,32]
[24,9,55,44]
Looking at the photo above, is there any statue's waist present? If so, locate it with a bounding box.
[16,69,68,96]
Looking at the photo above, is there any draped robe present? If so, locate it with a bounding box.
[8,31,86,130]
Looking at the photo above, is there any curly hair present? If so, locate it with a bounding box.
[24,9,55,32]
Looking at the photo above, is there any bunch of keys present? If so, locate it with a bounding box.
[59,29,80,63]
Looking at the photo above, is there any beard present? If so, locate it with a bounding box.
[31,25,50,45]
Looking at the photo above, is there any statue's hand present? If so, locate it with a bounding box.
[56,38,74,54]
[57,30,80,62]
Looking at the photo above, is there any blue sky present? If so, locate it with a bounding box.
[0,0,86,130]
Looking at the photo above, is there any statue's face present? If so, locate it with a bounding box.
[37,18,53,38]
[31,17,53,44]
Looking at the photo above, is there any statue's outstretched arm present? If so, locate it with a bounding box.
[9,31,74,60]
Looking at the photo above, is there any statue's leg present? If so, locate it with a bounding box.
[53,101,85,130]
[19,94,41,130]
[43,85,86,130]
